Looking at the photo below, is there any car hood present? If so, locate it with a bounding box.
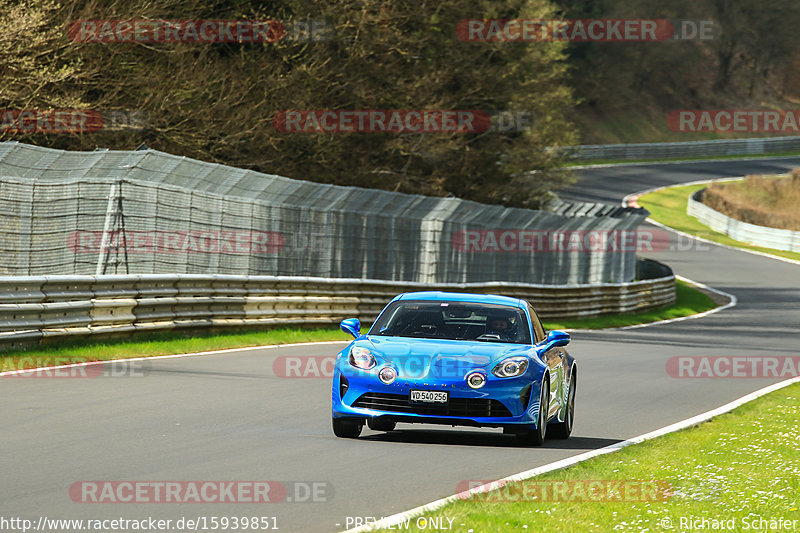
[356,335,532,380]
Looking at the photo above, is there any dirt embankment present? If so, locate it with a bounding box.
[702,171,800,231]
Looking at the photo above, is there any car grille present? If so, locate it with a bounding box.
[352,393,512,418]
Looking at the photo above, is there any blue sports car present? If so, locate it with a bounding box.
[331,291,576,445]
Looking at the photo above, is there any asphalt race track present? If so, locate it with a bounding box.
[2,158,799,532]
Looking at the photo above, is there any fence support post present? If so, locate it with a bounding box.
[96,182,121,276]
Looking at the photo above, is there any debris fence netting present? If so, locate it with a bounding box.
[0,142,646,284]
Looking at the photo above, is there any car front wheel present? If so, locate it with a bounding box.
[332,417,363,438]
[549,372,576,439]
[367,418,396,432]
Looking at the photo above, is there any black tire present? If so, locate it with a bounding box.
[549,371,576,439]
[367,418,396,432]
[516,376,549,446]
[332,417,363,438]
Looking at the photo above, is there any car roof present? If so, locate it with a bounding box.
[395,291,525,308]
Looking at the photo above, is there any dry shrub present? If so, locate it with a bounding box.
[702,171,800,230]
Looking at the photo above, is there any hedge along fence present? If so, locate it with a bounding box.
[688,189,800,252]
[0,259,674,351]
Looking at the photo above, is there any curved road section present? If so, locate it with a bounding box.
[2,159,799,532]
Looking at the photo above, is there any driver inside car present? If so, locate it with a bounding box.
[485,313,516,341]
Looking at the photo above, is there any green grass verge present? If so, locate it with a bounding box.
[638,182,800,262]
[565,150,800,167]
[0,280,716,371]
[373,383,800,532]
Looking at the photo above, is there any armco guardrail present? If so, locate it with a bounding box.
[0,259,674,350]
[569,136,800,162]
[688,190,800,252]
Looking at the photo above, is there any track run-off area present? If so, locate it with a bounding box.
[2,158,800,532]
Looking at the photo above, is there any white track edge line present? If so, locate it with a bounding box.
[616,274,737,330]
[0,340,349,377]
[568,274,738,332]
[342,375,800,532]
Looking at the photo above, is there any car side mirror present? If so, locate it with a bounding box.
[340,318,361,339]
[542,330,570,351]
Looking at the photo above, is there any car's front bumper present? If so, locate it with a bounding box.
[332,367,545,429]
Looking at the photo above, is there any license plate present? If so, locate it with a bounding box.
[410,390,448,403]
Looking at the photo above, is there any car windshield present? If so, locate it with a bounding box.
[368,300,531,344]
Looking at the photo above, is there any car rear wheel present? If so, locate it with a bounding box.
[516,377,549,446]
[549,372,576,439]
[367,418,396,432]
[332,417,363,438]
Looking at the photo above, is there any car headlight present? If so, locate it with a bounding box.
[492,356,528,378]
[349,346,376,370]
